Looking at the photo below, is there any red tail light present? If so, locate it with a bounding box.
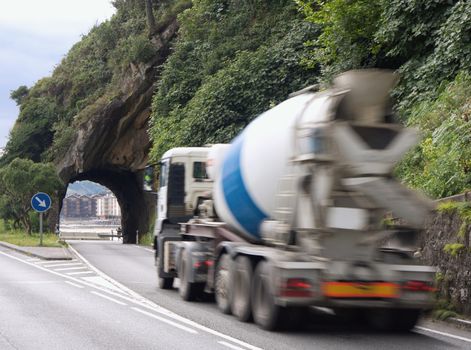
[280,278,313,298]
[402,280,436,292]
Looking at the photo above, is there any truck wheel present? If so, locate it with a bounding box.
[215,253,232,314]
[252,260,285,331]
[158,277,174,290]
[231,255,253,322]
[179,249,204,301]
[367,308,421,332]
[155,255,174,290]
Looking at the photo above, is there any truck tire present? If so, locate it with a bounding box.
[231,255,253,322]
[178,248,204,301]
[158,277,174,290]
[155,254,174,290]
[252,260,285,331]
[215,253,232,314]
[367,308,421,332]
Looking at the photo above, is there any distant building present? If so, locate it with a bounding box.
[96,192,121,219]
[62,194,98,218]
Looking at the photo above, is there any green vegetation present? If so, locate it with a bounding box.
[0,0,469,202]
[296,0,471,198]
[149,0,318,161]
[0,159,62,234]
[1,0,186,165]
[0,220,63,247]
[443,243,465,257]
[433,298,458,321]
[138,232,154,246]
[395,73,471,198]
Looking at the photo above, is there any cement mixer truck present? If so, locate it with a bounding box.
[153,70,436,331]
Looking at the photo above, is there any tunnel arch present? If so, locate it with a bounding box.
[66,168,152,244]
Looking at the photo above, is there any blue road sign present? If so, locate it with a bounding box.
[31,192,52,213]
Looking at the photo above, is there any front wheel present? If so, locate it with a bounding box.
[156,254,173,290]
[158,276,174,289]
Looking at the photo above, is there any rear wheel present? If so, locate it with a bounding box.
[252,260,285,331]
[215,253,232,314]
[367,308,421,332]
[231,255,253,322]
[178,249,204,301]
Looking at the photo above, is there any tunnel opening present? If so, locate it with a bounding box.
[59,168,153,244]
[60,180,121,241]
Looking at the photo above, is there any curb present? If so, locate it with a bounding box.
[448,317,471,330]
[0,241,72,260]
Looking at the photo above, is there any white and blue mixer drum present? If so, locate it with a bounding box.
[208,70,398,242]
[208,91,333,242]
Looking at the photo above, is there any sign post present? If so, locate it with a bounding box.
[31,192,52,246]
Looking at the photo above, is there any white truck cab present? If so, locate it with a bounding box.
[156,147,213,234]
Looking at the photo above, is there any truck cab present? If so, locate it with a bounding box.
[154,147,213,288]
[156,147,213,234]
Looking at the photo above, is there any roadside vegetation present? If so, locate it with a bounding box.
[0,220,63,248]
[0,0,469,232]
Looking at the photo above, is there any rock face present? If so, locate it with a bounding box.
[419,192,471,316]
[56,21,179,243]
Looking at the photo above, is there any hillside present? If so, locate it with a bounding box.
[66,181,108,196]
[1,0,470,199]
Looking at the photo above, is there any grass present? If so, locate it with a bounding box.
[0,221,64,248]
[138,231,153,246]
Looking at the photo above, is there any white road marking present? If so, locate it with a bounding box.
[66,271,94,276]
[65,281,85,289]
[37,259,76,265]
[68,244,264,350]
[135,246,154,253]
[415,326,471,344]
[55,266,87,271]
[2,248,263,350]
[132,307,198,334]
[91,291,127,306]
[81,276,126,293]
[218,341,248,350]
[44,262,83,268]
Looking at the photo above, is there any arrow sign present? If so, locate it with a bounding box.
[31,192,52,213]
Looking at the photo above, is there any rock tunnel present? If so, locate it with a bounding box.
[69,169,153,244]
[53,20,178,243]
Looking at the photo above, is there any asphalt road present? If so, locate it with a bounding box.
[0,245,257,350]
[66,240,471,350]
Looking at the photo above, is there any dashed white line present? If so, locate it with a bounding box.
[65,281,85,289]
[26,258,40,262]
[37,260,76,265]
[91,291,127,306]
[218,341,248,350]
[66,271,94,276]
[415,326,471,344]
[55,266,87,272]
[2,248,262,350]
[68,244,264,350]
[44,262,83,268]
[132,307,198,334]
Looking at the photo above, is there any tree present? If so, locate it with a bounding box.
[145,0,157,36]
[0,159,63,234]
[10,85,29,105]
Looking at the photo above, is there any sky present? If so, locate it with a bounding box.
[0,0,116,148]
